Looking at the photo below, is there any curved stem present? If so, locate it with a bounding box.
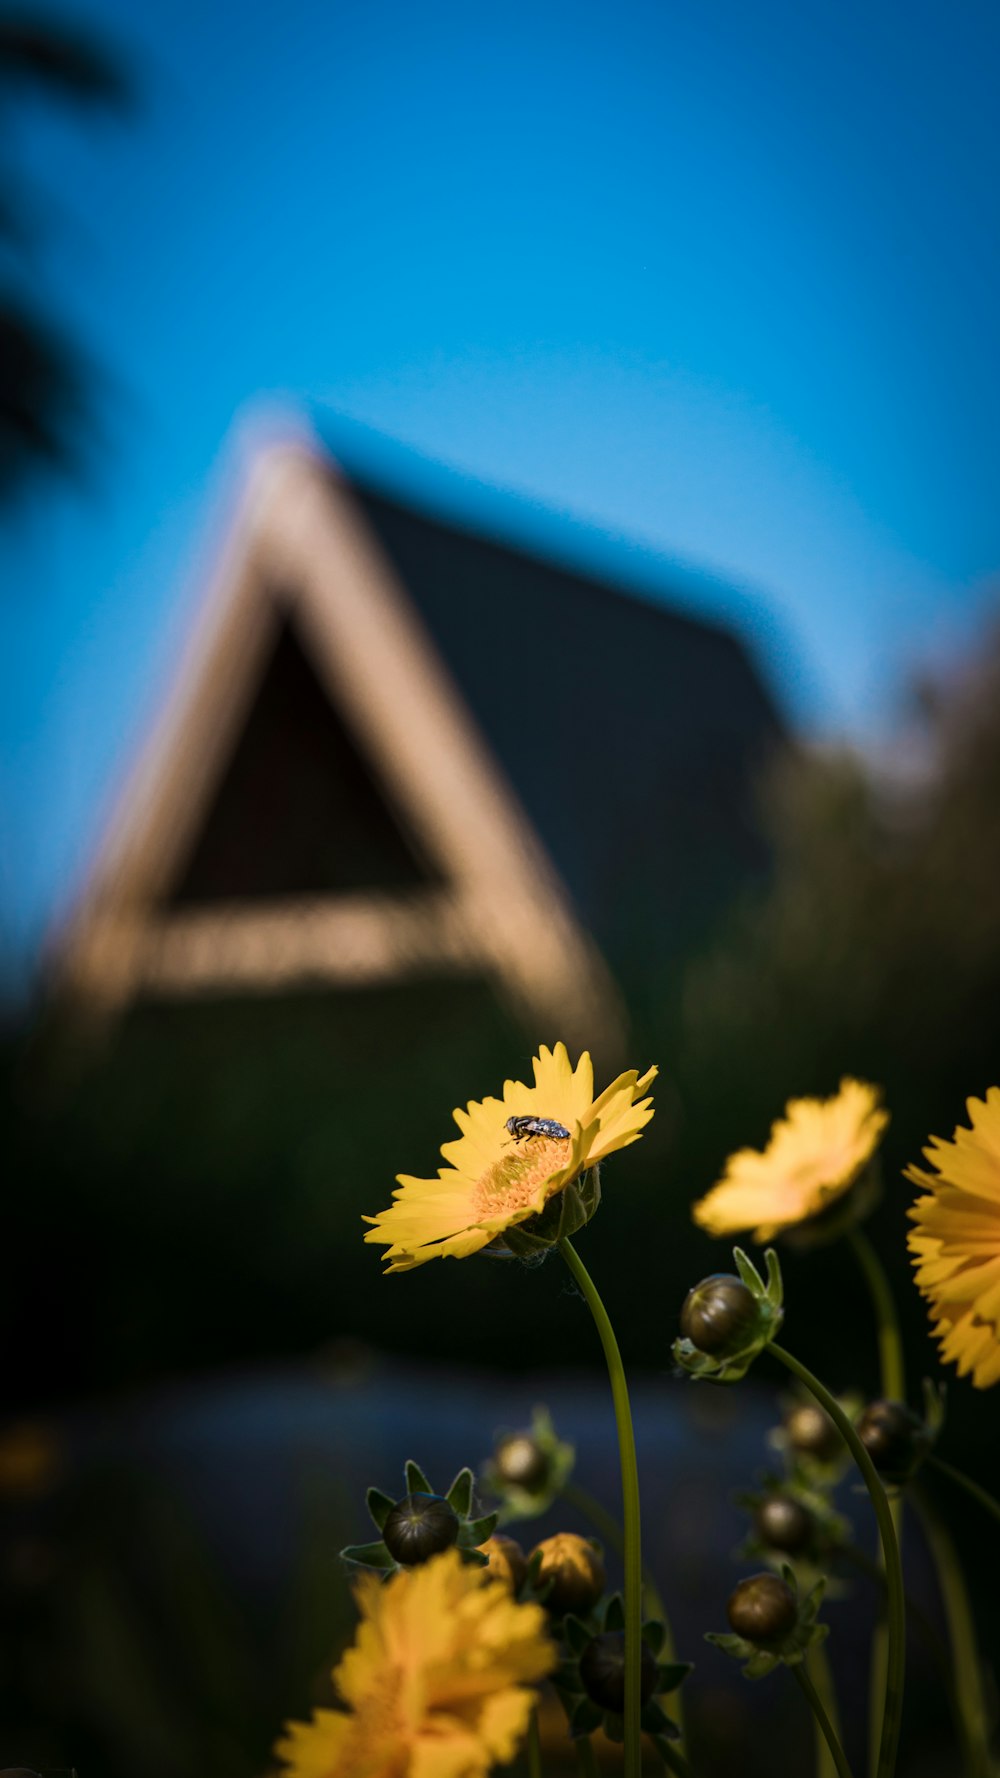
[526,1706,543,1778]
[840,1542,951,1686]
[559,1478,684,1739]
[560,1237,642,1778]
[771,1343,905,1778]
[911,1482,995,1778]
[847,1225,907,1778]
[807,1641,844,1778]
[847,1226,907,1402]
[929,1456,1000,1528]
[575,1735,601,1776]
[793,1662,856,1778]
[652,1736,694,1777]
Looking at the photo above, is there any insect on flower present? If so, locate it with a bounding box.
[505,1115,572,1145]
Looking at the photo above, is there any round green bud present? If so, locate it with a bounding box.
[785,1401,841,1462]
[579,1629,659,1713]
[680,1274,758,1356]
[753,1494,814,1555]
[495,1433,550,1492]
[382,1492,460,1565]
[855,1399,926,1483]
[727,1572,798,1644]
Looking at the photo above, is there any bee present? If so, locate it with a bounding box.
[505,1115,571,1144]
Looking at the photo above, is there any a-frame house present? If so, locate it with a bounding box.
[57,440,627,1056]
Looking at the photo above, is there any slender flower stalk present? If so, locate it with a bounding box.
[911,1484,994,1778]
[928,1456,1000,1528]
[526,1707,543,1778]
[846,1223,906,1778]
[575,1737,601,1777]
[560,1237,643,1778]
[652,1735,694,1776]
[807,1643,845,1778]
[770,1344,905,1778]
[793,1662,856,1778]
[847,1227,907,1402]
[559,1476,683,1739]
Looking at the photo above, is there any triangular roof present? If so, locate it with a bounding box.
[57,440,627,1054]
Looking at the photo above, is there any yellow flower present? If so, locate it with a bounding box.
[692,1079,888,1242]
[906,1089,1000,1390]
[364,1043,656,1272]
[274,1548,555,1778]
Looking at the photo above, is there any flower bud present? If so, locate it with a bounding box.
[855,1399,927,1483]
[753,1494,814,1555]
[727,1573,798,1644]
[481,1534,528,1593]
[495,1433,550,1492]
[680,1274,758,1357]
[785,1402,841,1463]
[579,1629,659,1713]
[530,1532,606,1617]
[382,1492,460,1565]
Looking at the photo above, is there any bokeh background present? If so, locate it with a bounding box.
[2,2,999,1773]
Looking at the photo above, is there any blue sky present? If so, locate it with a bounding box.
[2,0,1000,977]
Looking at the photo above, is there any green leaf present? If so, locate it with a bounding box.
[657,1661,693,1693]
[340,1540,395,1570]
[568,1698,604,1738]
[733,1246,764,1294]
[366,1487,396,1532]
[640,1617,665,1655]
[764,1247,783,1308]
[603,1711,625,1743]
[562,1614,593,1657]
[705,1632,750,1657]
[744,1649,779,1680]
[641,1700,678,1736]
[404,1460,432,1495]
[461,1548,489,1567]
[552,1659,584,1694]
[603,1592,625,1632]
[446,1467,474,1517]
[458,1512,497,1547]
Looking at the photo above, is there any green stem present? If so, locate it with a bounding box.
[771,1343,905,1778]
[652,1735,694,1777]
[846,1224,906,1778]
[847,1226,907,1401]
[911,1483,995,1778]
[575,1735,601,1777]
[559,1478,684,1739]
[807,1641,845,1778]
[929,1456,1000,1528]
[840,1543,952,1686]
[560,1237,643,1778]
[526,1706,543,1778]
[793,1662,856,1778]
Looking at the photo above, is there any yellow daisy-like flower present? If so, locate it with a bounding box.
[906,1089,1000,1390]
[692,1078,888,1243]
[364,1043,656,1273]
[274,1547,555,1778]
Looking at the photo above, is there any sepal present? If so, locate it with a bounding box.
[446,1467,474,1516]
[345,1459,494,1573]
[673,1247,784,1383]
[340,1539,396,1569]
[494,1167,602,1259]
[366,1487,395,1532]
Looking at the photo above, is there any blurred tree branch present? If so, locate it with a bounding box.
[0,11,133,499]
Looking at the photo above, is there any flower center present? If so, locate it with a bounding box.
[472,1136,571,1220]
